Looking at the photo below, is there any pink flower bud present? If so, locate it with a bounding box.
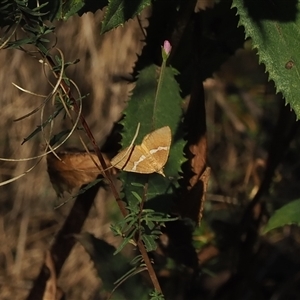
[163,40,172,55]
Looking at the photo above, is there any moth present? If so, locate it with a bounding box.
[111,126,171,177]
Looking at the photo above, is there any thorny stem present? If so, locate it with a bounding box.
[44,53,163,294]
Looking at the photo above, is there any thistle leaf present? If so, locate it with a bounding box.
[101,0,151,34]
[118,64,184,207]
[232,0,300,119]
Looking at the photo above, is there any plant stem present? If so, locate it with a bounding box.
[44,52,163,294]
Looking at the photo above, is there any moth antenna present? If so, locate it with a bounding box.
[109,122,141,168]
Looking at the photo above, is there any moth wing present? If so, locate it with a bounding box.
[141,126,171,170]
[111,126,171,175]
[111,145,156,174]
[111,146,133,169]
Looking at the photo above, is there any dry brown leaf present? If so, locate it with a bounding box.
[179,167,211,224]
[42,251,64,300]
[178,81,209,224]
[47,150,113,196]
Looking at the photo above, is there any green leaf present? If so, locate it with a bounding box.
[142,234,157,252]
[101,0,151,34]
[118,64,184,208]
[64,1,85,20]
[232,1,300,119]
[121,64,184,172]
[21,106,63,144]
[49,129,71,146]
[113,63,183,254]
[56,0,85,20]
[5,38,35,48]
[114,230,136,254]
[27,0,61,21]
[263,199,300,233]
[131,191,143,203]
[149,290,165,300]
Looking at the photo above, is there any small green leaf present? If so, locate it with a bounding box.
[144,220,155,230]
[142,234,157,252]
[131,182,145,187]
[57,0,85,20]
[49,129,71,146]
[149,289,165,300]
[131,191,143,203]
[101,0,151,34]
[114,232,136,254]
[263,199,300,233]
[21,107,63,144]
[130,254,143,265]
[6,38,35,48]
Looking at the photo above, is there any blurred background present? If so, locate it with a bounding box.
[1,4,300,300]
[0,10,146,299]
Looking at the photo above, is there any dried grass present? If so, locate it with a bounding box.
[0,10,146,299]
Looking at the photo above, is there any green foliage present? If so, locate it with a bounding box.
[110,57,184,287]
[118,64,184,209]
[0,0,55,50]
[149,290,165,300]
[232,0,300,119]
[101,0,151,34]
[120,64,183,147]
[0,1,19,27]
[59,0,85,20]
[0,1,47,27]
[263,199,300,233]
[112,201,177,253]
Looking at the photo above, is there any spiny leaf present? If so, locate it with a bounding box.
[55,0,85,20]
[121,64,184,170]
[101,0,151,34]
[232,0,300,119]
[118,64,184,207]
[263,199,300,233]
